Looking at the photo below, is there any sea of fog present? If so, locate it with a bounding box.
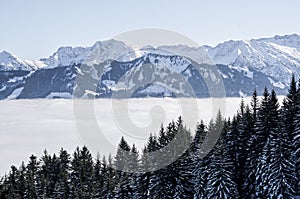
[0,97,284,175]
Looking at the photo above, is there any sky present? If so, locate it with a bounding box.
[1,0,300,60]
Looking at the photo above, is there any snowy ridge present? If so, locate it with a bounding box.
[0,51,43,71]
[40,39,134,68]
[1,34,300,99]
[204,34,300,87]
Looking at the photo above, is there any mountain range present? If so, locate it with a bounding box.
[1,34,300,99]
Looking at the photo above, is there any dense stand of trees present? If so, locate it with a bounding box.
[1,75,300,198]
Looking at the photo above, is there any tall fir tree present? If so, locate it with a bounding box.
[279,75,299,197]
[253,89,296,198]
[294,77,300,195]
[53,148,71,198]
[70,146,94,198]
[193,121,210,199]
[92,154,103,198]
[114,137,132,199]
[204,117,239,198]
[24,155,39,199]
[244,88,271,198]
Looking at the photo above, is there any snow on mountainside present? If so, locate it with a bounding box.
[0,51,44,71]
[158,45,214,65]
[40,39,134,68]
[257,34,300,50]
[1,34,300,99]
[98,53,197,98]
[203,34,300,87]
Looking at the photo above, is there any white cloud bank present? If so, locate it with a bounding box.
[0,97,285,175]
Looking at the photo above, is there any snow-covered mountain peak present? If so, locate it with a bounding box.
[0,50,36,71]
[257,33,300,50]
[86,39,134,64]
[40,45,89,68]
[157,45,213,65]
[204,34,300,86]
[143,53,191,73]
[1,34,300,100]
[91,39,128,49]
[259,33,300,41]
[0,50,23,63]
[41,39,134,68]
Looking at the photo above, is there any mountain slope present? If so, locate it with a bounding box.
[203,34,300,88]
[1,34,300,99]
[40,39,134,68]
[0,51,44,71]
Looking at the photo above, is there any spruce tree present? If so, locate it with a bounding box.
[294,77,300,196]
[18,162,27,198]
[25,155,39,199]
[107,154,117,198]
[114,137,132,199]
[244,88,271,198]
[193,122,209,199]
[54,148,71,198]
[93,154,102,198]
[236,104,253,197]
[205,117,239,198]
[128,144,139,198]
[253,89,296,198]
[136,147,152,198]
[279,76,299,197]
[6,165,20,198]
[191,121,207,153]
[173,117,194,199]
[70,146,94,198]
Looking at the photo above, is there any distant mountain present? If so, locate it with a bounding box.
[0,51,45,71]
[0,34,299,99]
[40,39,134,68]
[203,34,300,87]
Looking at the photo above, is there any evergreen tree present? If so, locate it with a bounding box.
[244,88,271,198]
[93,154,103,198]
[278,75,299,197]
[53,148,71,198]
[98,155,110,198]
[6,165,20,198]
[25,155,39,199]
[251,89,259,123]
[173,117,194,199]
[114,137,132,199]
[114,137,131,172]
[70,146,94,198]
[136,147,152,198]
[253,89,296,198]
[294,77,300,196]
[107,154,117,198]
[205,116,239,198]
[145,133,165,199]
[191,121,207,153]
[18,162,27,198]
[128,144,139,198]
[193,121,209,199]
[37,150,60,197]
[194,155,210,199]
[235,103,254,197]
[199,111,224,159]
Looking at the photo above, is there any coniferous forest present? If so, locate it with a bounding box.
[0,75,300,199]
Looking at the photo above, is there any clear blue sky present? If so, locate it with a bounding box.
[1,0,300,60]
